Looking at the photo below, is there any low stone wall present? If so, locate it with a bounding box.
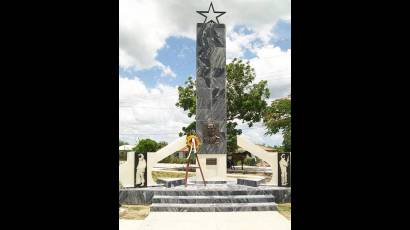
[271,188,291,203]
[119,188,155,204]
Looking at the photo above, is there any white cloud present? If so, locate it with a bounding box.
[249,45,291,99]
[119,0,291,70]
[119,75,284,147]
[226,28,258,58]
[157,63,177,78]
[238,122,283,147]
[119,76,194,144]
[227,44,291,100]
[119,0,291,146]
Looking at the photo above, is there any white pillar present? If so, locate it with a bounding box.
[196,154,227,181]
[146,136,187,186]
[119,151,135,188]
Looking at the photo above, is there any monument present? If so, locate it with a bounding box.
[121,2,288,188]
[195,2,227,181]
[119,3,291,212]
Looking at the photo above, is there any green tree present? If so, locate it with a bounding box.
[157,141,168,149]
[272,145,286,152]
[119,139,128,146]
[263,97,291,152]
[176,58,270,154]
[133,139,162,154]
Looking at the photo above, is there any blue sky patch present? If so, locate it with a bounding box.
[156,36,196,86]
[119,36,196,88]
[120,20,290,89]
[271,19,291,51]
[233,25,253,35]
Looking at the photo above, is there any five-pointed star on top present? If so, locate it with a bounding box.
[196,2,226,24]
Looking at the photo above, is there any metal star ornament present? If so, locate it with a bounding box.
[196,2,226,24]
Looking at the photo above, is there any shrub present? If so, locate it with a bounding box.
[119,151,127,161]
[243,157,256,166]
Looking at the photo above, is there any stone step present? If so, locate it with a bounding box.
[192,180,228,184]
[153,189,274,196]
[150,202,278,212]
[156,178,185,188]
[152,194,275,204]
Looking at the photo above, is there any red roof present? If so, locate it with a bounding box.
[256,144,276,152]
[177,146,190,152]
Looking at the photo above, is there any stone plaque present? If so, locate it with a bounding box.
[206,158,217,165]
[278,153,291,187]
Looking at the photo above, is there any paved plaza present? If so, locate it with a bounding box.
[119,211,291,230]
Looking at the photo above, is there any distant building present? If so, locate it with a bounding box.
[255,144,276,152]
[175,146,189,158]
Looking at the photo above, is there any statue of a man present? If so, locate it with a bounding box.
[136,154,146,186]
[279,154,289,186]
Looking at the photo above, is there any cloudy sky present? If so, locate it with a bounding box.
[119,0,291,146]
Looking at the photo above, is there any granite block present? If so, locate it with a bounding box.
[120,183,291,206]
[213,24,225,47]
[211,88,226,121]
[211,69,226,89]
[157,178,185,188]
[196,23,226,155]
[150,202,277,212]
[237,178,266,187]
[152,195,275,204]
[196,109,211,121]
[196,88,211,109]
[210,47,225,68]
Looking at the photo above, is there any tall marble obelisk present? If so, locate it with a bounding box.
[195,22,227,181]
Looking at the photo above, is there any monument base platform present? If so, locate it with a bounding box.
[119,180,291,206]
[196,154,227,181]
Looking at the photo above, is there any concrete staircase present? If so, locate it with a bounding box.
[150,188,278,212]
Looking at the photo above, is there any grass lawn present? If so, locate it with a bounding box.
[152,171,195,182]
[119,205,150,220]
[277,203,291,220]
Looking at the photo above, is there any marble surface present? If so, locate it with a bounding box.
[237,178,266,187]
[150,202,278,212]
[196,23,227,155]
[150,180,280,212]
[152,194,275,204]
[119,181,291,205]
[156,178,185,188]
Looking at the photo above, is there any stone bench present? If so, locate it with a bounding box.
[237,178,266,187]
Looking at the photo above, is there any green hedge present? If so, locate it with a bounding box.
[243,157,256,166]
[159,155,195,164]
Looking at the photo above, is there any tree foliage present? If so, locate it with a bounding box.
[157,141,168,149]
[119,139,128,146]
[176,58,270,154]
[133,139,167,154]
[263,97,291,151]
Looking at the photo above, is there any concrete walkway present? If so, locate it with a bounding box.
[119,219,144,230]
[120,211,290,230]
